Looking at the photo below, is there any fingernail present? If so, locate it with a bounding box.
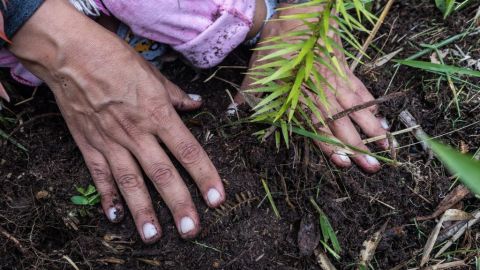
[380,118,390,130]
[226,102,238,116]
[365,155,380,166]
[180,217,195,234]
[107,207,118,221]
[207,188,222,205]
[188,94,202,102]
[143,223,158,239]
[334,151,351,163]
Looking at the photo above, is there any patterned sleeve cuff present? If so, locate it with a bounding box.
[0,0,45,47]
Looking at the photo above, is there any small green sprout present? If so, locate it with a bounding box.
[70,184,100,206]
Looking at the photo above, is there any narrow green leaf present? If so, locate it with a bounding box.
[396,60,480,77]
[262,179,281,218]
[427,139,480,195]
[280,120,289,148]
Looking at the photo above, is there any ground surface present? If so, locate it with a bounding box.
[1,1,479,269]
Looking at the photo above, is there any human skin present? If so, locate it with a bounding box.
[7,0,388,244]
[236,3,392,173]
[9,0,226,243]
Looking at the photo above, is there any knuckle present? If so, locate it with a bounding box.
[149,104,174,126]
[90,163,111,183]
[133,207,154,220]
[149,163,175,188]
[117,173,141,190]
[176,141,202,165]
[170,198,193,213]
[117,117,142,138]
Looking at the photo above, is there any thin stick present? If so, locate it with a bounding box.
[350,0,396,72]
[362,125,420,144]
[276,167,295,209]
[0,225,27,254]
[326,91,405,124]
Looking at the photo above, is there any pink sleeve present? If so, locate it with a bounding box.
[102,0,256,68]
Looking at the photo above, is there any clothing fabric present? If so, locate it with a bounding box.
[0,0,45,47]
[0,0,279,100]
[101,0,256,68]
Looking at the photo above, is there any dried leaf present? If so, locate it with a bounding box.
[434,210,480,258]
[423,260,466,270]
[298,214,321,256]
[416,185,471,221]
[96,257,125,265]
[358,220,388,269]
[137,258,161,266]
[420,209,473,266]
[314,248,337,270]
[365,48,403,69]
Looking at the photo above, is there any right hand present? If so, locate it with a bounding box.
[10,0,225,243]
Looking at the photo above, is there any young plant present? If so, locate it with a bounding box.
[310,197,341,260]
[70,184,100,206]
[247,0,376,149]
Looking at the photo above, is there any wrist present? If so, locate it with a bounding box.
[8,0,126,87]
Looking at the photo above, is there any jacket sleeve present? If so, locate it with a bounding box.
[0,0,45,47]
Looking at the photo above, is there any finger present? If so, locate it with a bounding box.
[331,82,390,149]
[151,66,202,111]
[329,116,381,173]
[130,135,201,238]
[314,94,381,173]
[81,144,125,223]
[71,131,125,223]
[302,98,352,168]
[313,124,352,168]
[163,78,203,111]
[104,144,161,244]
[153,106,225,208]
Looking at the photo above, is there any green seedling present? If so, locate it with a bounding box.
[310,197,341,260]
[248,0,377,148]
[70,184,100,206]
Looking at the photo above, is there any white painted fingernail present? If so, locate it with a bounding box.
[188,94,202,102]
[143,223,158,239]
[107,207,117,221]
[180,217,195,234]
[207,188,222,205]
[226,102,238,116]
[380,118,390,130]
[365,155,380,166]
[334,151,351,163]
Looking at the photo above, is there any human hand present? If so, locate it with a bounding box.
[237,4,392,173]
[10,0,225,243]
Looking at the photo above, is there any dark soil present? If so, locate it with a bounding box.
[1,1,479,269]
